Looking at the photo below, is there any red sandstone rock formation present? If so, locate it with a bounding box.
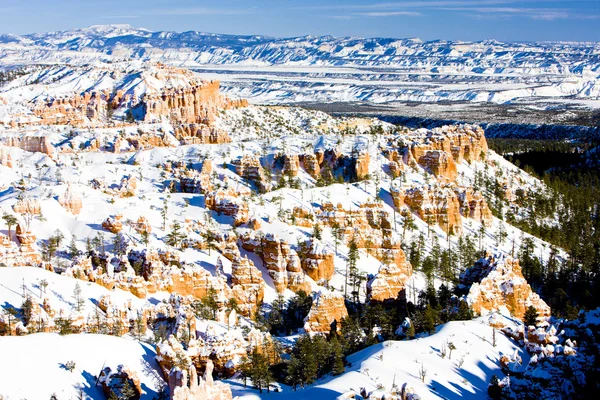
[355,150,370,180]
[4,136,54,156]
[283,154,300,177]
[304,290,348,335]
[174,124,231,145]
[15,224,41,264]
[102,214,124,234]
[13,197,41,215]
[231,155,270,193]
[418,150,458,181]
[460,255,551,321]
[231,256,265,317]
[302,153,320,178]
[205,189,250,226]
[367,262,410,303]
[457,187,493,227]
[241,232,310,293]
[169,362,233,400]
[402,184,463,236]
[300,239,335,282]
[58,182,83,215]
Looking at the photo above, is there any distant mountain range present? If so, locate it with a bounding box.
[1,24,599,107]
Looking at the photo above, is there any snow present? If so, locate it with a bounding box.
[229,316,526,399]
[0,333,165,400]
[2,26,600,109]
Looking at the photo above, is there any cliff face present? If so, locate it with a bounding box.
[1,64,248,138]
[231,256,265,317]
[205,189,250,226]
[232,155,271,193]
[304,290,348,334]
[241,232,312,294]
[460,255,551,321]
[3,136,54,156]
[391,182,494,234]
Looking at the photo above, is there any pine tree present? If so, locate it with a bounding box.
[21,295,33,326]
[68,236,79,259]
[268,294,286,335]
[423,304,437,335]
[140,229,150,247]
[347,240,359,302]
[523,306,539,327]
[330,337,345,375]
[113,233,127,256]
[166,221,185,248]
[73,282,85,312]
[199,287,219,320]
[2,213,18,239]
[312,223,322,240]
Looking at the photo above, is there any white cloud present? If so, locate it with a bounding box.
[355,11,423,17]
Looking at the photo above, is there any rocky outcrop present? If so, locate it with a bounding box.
[367,262,410,303]
[58,182,83,215]
[131,216,151,235]
[169,362,232,400]
[15,224,41,264]
[300,239,335,282]
[283,154,300,177]
[90,175,137,198]
[302,153,320,178]
[457,187,493,227]
[304,290,348,335]
[231,155,270,193]
[205,189,250,226]
[180,160,213,194]
[231,256,265,317]
[142,74,245,125]
[403,184,463,235]
[12,197,41,215]
[354,150,370,180]
[241,232,311,294]
[418,150,458,181]
[102,214,124,234]
[174,124,231,145]
[392,181,494,232]
[460,255,551,321]
[3,136,54,156]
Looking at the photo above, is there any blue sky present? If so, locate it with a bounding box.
[0,0,599,41]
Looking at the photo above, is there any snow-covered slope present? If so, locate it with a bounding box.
[230,314,525,399]
[0,333,165,399]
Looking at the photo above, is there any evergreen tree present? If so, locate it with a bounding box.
[68,236,79,259]
[140,229,150,247]
[523,306,539,327]
[347,240,362,303]
[166,220,185,248]
[21,295,33,326]
[423,304,437,335]
[312,223,322,240]
[2,213,18,239]
[73,282,85,312]
[197,287,219,320]
[268,294,286,335]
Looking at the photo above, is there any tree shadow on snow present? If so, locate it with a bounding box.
[77,369,103,399]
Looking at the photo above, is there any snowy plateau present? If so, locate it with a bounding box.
[1,25,600,108]
[0,25,597,400]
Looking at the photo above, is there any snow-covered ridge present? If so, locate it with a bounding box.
[1,25,600,107]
